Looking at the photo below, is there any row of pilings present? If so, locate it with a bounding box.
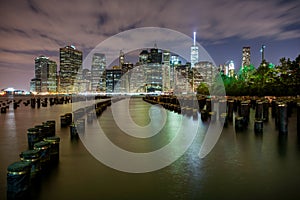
[7,120,60,200]
[0,96,72,114]
[5,95,121,199]
[59,95,125,139]
[67,97,113,139]
[143,95,300,135]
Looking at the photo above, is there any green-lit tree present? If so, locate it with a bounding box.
[253,60,274,96]
[291,55,300,95]
[218,54,300,96]
[197,82,209,95]
[238,64,256,82]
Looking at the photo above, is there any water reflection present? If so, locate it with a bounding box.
[278,134,288,158]
[1,97,300,200]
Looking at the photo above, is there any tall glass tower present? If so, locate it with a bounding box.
[59,45,82,93]
[242,46,251,68]
[163,50,171,92]
[91,53,106,92]
[32,55,57,93]
[190,32,199,68]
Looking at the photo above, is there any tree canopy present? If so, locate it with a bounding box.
[219,54,300,96]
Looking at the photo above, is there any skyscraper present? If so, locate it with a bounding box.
[162,50,171,91]
[148,44,162,64]
[242,47,251,68]
[119,50,125,67]
[194,61,215,86]
[190,32,199,68]
[139,50,149,64]
[137,47,163,93]
[106,68,122,93]
[91,53,106,92]
[31,55,57,93]
[59,45,82,93]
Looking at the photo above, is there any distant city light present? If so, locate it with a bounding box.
[5,87,15,92]
[228,60,234,70]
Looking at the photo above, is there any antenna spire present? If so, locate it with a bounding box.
[193,32,196,46]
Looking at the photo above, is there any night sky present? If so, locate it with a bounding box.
[0,0,299,91]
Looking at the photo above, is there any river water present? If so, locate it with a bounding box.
[0,96,300,200]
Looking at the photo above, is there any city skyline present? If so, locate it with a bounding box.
[0,0,299,90]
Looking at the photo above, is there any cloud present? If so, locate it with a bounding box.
[1,0,299,52]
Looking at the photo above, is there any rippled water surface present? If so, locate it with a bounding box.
[1,97,300,200]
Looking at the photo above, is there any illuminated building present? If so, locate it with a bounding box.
[106,68,122,93]
[139,50,149,64]
[190,32,199,68]
[144,63,163,92]
[171,55,180,66]
[194,61,216,86]
[219,60,235,77]
[122,62,134,92]
[30,78,41,93]
[119,50,125,67]
[174,64,191,93]
[59,45,82,93]
[127,65,145,93]
[148,44,162,64]
[162,50,171,91]
[228,60,235,77]
[218,64,228,76]
[117,50,134,92]
[170,55,180,89]
[31,55,57,93]
[242,47,251,68]
[91,53,106,92]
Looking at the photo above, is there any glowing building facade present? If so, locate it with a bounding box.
[242,47,251,68]
[91,53,106,92]
[106,68,122,93]
[31,55,57,93]
[59,45,82,93]
[190,32,199,68]
[162,50,171,91]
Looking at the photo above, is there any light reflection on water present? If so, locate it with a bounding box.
[0,97,300,200]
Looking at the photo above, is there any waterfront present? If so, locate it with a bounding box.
[1,97,300,200]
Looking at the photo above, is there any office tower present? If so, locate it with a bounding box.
[59,45,82,93]
[191,32,199,68]
[119,50,125,68]
[31,55,57,93]
[122,62,134,92]
[144,63,163,92]
[82,68,92,81]
[30,78,41,93]
[73,67,91,92]
[162,50,171,92]
[242,47,251,68]
[170,55,180,90]
[91,53,106,92]
[194,61,215,86]
[220,60,235,77]
[148,44,162,64]
[106,68,123,93]
[228,60,235,77]
[174,64,191,93]
[218,64,227,76]
[139,50,149,64]
[128,64,145,93]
